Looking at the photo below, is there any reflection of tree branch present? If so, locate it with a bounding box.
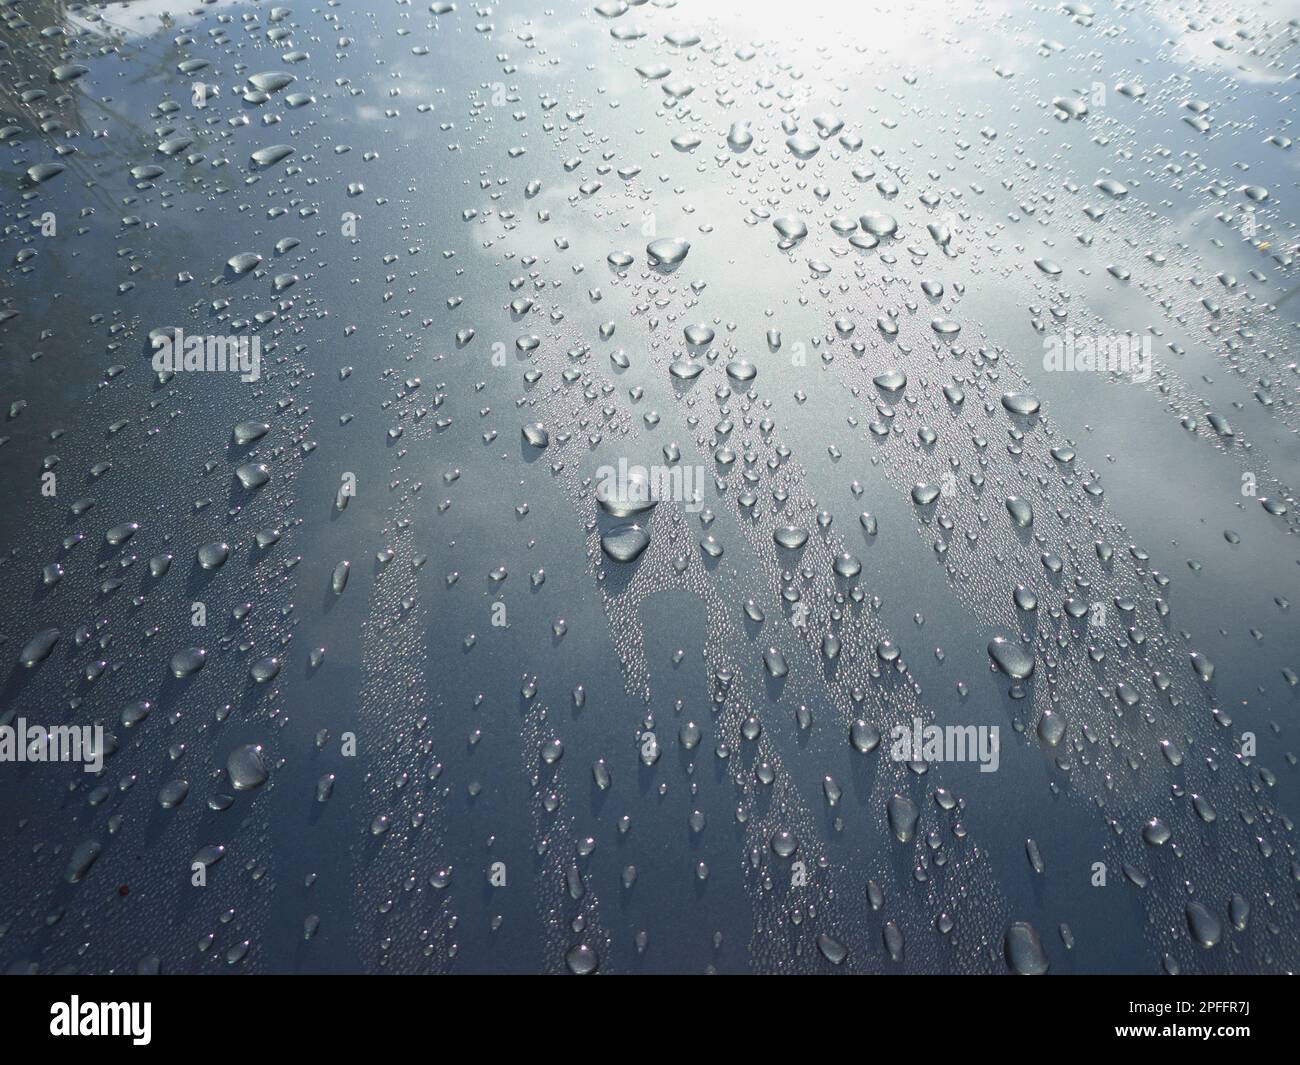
[0,27,201,216]
[0,0,183,145]
[0,3,228,302]
[62,81,155,149]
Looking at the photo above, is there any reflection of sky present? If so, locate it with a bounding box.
[1,0,1298,975]
[67,0,236,38]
